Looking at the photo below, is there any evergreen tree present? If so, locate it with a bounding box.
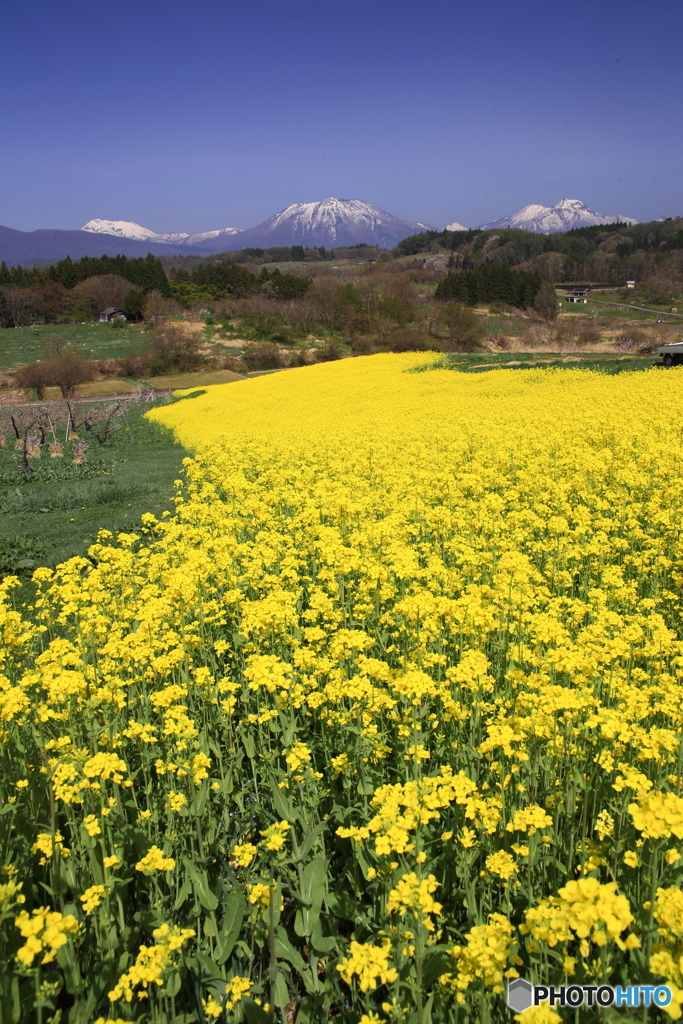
[122,289,146,320]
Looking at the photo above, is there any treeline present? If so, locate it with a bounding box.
[397,217,683,287]
[0,254,171,327]
[435,264,543,308]
[0,253,170,295]
[168,265,312,306]
[165,243,382,272]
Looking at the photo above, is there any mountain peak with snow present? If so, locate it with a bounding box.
[478,199,638,234]
[216,198,436,250]
[81,219,241,246]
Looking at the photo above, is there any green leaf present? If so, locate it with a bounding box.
[274,927,308,974]
[242,998,270,1024]
[296,822,327,862]
[270,778,295,821]
[192,950,224,983]
[184,858,218,911]
[174,876,193,910]
[166,968,182,997]
[216,890,245,965]
[293,858,327,937]
[407,992,433,1024]
[273,971,290,1008]
[423,951,449,989]
[10,975,21,1024]
[325,891,358,921]
[310,919,337,954]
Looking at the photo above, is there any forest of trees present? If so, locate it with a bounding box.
[434,263,542,308]
[397,217,683,289]
[167,265,312,306]
[0,254,171,328]
[0,253,170,294]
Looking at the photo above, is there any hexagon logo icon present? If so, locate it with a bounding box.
[507,978,534,1013]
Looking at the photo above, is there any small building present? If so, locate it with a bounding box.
[626,280,635,288]
[99,306,126,322]
[565,287,589,304]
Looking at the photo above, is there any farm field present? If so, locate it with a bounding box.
[3,355,683,1022]
[0,399,187,574]
[142,369,246,390]
[41,380,141,400]
[0,323,146,370]
[432,352,663,375]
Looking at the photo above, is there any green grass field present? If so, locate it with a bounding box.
[0,322,147,370]
[142,368,246,389]
[0,399,186,575]
[422,351,664,374]
[42,379,141,400]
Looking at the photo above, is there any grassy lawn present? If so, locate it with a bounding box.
[0,322,147,369]
[142,368,246,389]
[0,399,187,575]
[420,351,664,374]
[42,379,141,400]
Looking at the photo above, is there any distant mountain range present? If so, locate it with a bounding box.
[82,200,435,253]
[81,219,242,246]
[0,197,639,265]
[476,198,638,233]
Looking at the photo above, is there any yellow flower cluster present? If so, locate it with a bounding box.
[629,791,683,839]
[337,940,399,992]
[15,907,81,966]
[134,846,176,874]
[386,871,442,930]
[441,913,519,996]
[108,924,194,1003]
[259,820,291,852]
[521,878,640,956]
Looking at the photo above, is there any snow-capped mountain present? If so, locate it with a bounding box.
[445,221,469,231]
[477,199,638,234]
[81,219,241,246]
[216,198,436,251]
[182,227,242,245]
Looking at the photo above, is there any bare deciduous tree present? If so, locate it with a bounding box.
[14,361,52,400]
[71,275,132,315]
[46,349,96,399]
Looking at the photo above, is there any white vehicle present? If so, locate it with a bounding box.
[658,341,683,366]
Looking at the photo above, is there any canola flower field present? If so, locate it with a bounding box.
[4,353,683,1024]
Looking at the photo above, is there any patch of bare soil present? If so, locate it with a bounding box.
[211,336,249,348]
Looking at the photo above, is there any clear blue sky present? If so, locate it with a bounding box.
[1,0,680,233]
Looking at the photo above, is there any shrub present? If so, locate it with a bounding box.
[14,361,52,400]
[242,342,287,372]
[44,348,96,399]
[576,327,601,348]
[616,329,649,354]
[315,339,345,362]
[383,329,432,353]
[350,336,378,355]
[435,304,485,351]
[147,323,205,374]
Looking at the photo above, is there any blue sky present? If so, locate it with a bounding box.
[1,0,680,233]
